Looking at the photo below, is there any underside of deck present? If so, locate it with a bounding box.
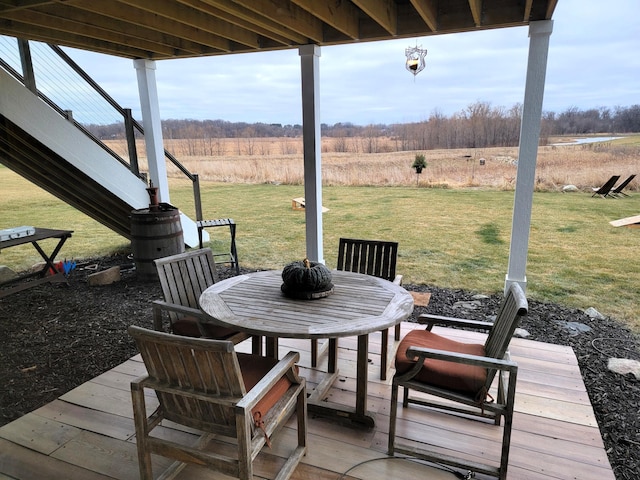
[0,324,614,480]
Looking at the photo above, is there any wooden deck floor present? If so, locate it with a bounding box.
[0,323,615,480]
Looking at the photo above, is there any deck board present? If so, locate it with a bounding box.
[0,323,615,480]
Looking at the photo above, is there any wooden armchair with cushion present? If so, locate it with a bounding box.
[129,326,307,480]
[388,282,528,480]
[153,248,256,350]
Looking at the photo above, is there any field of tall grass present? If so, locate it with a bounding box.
[104,135,640,191]
[2,136,639,332]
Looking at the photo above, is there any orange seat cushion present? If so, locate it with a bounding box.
[237,353,293,417]
[172,316,240,339]
[395,329,487,395]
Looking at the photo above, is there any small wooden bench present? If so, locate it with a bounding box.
[291,197,329,212]
[196,218,239,274]
[0,227,73,298]
[610,214,640,228]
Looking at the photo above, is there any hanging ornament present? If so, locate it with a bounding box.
[405,44,428,76]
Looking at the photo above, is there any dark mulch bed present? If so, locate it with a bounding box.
[1,253,638,478]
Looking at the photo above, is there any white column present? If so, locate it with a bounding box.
[506,20,553,293]
[299,44,324,264]
[133,59,170,202]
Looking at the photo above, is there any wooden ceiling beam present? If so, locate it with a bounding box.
[409,0,437,32]
[468,0,482,27]
[200,0,309,44]
[0,0,54,13]
[0,7,186,56]
[116,0,259,49]
[351,0,397,35]
[230,0,323,42]
[0,20,156,58]
[177,0,292,46]
[291,0,360,39]
[48,3,220,55]
[70,0,232,52]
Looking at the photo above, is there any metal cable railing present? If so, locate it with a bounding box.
[0,35,202,220]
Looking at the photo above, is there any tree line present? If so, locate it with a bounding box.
[88,102,640,152]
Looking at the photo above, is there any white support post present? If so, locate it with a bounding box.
[133,59,170,203]
[299,44,324,264]
[505,20,553,294]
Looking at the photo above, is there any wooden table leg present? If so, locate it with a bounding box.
[265,337,278,359]
[32,236,69,277]
[328,338,338,373]
[306,333,375,428]
[355,334,369,417]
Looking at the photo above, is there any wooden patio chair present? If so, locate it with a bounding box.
[153,248,253,348]
[610,174,635,197]
[310,238,402,380]
[128,326,307,480]
[388,282,528,480]
[591,175,620,198]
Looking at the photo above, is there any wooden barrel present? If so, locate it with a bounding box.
[130,208,184,281]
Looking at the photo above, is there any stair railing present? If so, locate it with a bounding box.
[0,36,203,221]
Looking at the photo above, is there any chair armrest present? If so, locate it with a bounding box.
[130,374,150,391]
[152,300,204,318]
[405,346,517,372]
[417,313,494,332]
[393,274,403,285]
[237,351,302,411]
[153,300,207,332]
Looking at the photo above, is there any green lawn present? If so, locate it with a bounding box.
[2,166,639,331]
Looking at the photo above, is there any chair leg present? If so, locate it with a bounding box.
[237,412,253,480]
[131,387,153,480]
[380,328,388,381]
[388,381,399,455]
[252,335,262,356]
[311,339,318,367]
[394,323,401,341]
[296,382,308,450]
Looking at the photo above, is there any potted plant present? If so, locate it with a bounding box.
[411,154,427,185]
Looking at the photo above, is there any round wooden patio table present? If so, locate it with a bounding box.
[199,269,413,426]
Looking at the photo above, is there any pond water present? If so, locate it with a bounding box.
[551,136,624,146]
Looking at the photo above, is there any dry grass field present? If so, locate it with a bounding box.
[104,135,639,192]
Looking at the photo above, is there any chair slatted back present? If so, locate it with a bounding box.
[482,283,528,388]
[592,175,620,196]
[129,326,244,435]
[337,238,398,281]
[612,174,636,194]
[155,249,219,319]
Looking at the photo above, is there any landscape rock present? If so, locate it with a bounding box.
[562,184,579,192]
[0,265,16,282]
[608,358,640,379]
[557,321,592,336]
[87,266,121,286]
[585,307,605,320]
[471,294,490,300]
[453,300,483,310]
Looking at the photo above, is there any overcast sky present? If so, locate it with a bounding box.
[64,0,639,126]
